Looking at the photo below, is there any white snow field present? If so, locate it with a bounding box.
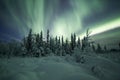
[0,54,120,80]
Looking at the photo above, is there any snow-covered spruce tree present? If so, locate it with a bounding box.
[47,29,49,46]
[81,37,85,50]
[55,36,58,55]
[61,35,66,56]
[77,37,81,48]
[55,36,59,55]
[55,36,58,46]
[54,36,60,56]
[72,36,85,63]
[72,37,82,56]
[49,37,56,56]
[37,31,45,57]
[96,43,102,53]
[9,40,23,57]
[104,45,107,52]
[21,37,27,56]
[55,36,61,56]
[29,32,43,57]
[34,31,44,57]
[81,29,94,52]
[64,38,71,55]
[118,43,120,51]
[0,41,9,57]
[73,33,76,48]
[36,33,40,48]
[58,36,60,47]
[61,35,64,48]
[40,31,43,46]
[71,33,74,50]
[32,43,40,57]
[21,39,27,57]
[25,29,34,56]
[73,46,86,63]
[92,44,96,52]
[44,29,51,56]
[70,33,76,50]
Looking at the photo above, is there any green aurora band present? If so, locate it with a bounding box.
[0,0,120,41]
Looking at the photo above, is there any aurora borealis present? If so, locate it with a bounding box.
[0,0,120,48]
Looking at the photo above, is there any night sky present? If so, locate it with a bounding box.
[0,0,120,48]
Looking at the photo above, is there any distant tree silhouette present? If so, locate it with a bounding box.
[92,44,95,51]
[73,33,76,48]
[81,37,85,50]
[26,29,33,55]
[81,29,94,52]
[104,45,107,51]
[71,34,74,50]
[47,29,49,45]
[61,36,66,55]
[55,36,58,47]
[77,37,81,48]
[70,33,76,50]
[44,29,50,55]
[36,34,40,48]
[40,31,43,46]
[50,37,55,53]
[85,28,92,47]
[61,35,64,47]
[58,36,60,46]
[82,29,90,50]
[97,43,102,52]
[65,39,70,54]
[55,36,61,56]
[119,43,120,50]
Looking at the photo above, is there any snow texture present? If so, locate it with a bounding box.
[0,53,120,80]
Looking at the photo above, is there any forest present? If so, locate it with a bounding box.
[0,29,120,58]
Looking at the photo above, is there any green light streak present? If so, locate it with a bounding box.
[79,18,120,39]
[90,18,120,35]
[1,0,120,41]
[3,0,44,36]
[52,13,82,38]
[51,0,106,39]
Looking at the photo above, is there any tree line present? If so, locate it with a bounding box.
[0,29,120,58]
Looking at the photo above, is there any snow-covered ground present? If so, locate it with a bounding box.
[0,53,120,80]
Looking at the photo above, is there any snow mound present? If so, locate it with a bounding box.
[0,55,120,80]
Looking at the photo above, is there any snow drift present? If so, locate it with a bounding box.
[0,54,120,80]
